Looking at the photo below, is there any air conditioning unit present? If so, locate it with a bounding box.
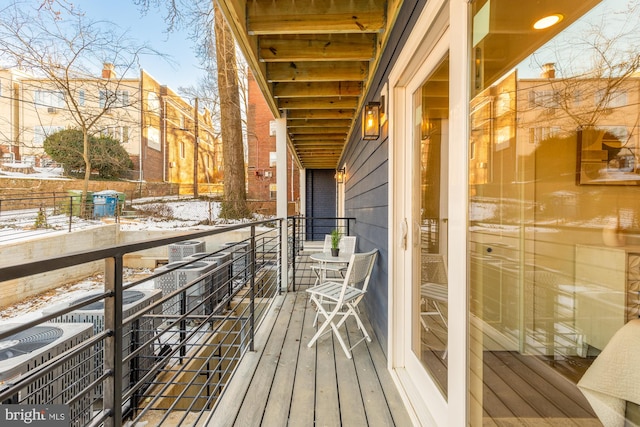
[184,252,233,310]
[0,323,94,427]
[221,241,251,285]
[154,260,216,316]
[168,240,206,263]
[42,289,162,396]
[47,106,58,114]
[264,171,272,178]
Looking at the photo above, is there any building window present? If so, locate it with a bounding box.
[33,126,64,146]
[180,141,185,159]
[147,92,160,114]
[146,127,160,151]
[100,126,130,143]
[269,151,277,167]
[595,88,627,109]
[528,127,561,145]
[34,90,64,108]
[99,90,129,108]
[528,90,559,108]
[78,90,85,106]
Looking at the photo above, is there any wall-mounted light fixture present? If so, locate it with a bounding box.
[335,167,346,184]
[362,102,380,140]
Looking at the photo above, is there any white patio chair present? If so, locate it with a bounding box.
[306,248,378,359]
[310,235,357,285]
[323,235,357,277]
[420,253,448,359]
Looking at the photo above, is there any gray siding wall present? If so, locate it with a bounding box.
[341,0,426,354]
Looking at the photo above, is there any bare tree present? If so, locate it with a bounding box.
[135,0,250,218]
[0,1,156,215]
[214,2,249,218]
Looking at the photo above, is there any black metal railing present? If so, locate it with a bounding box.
[0,220,282,427]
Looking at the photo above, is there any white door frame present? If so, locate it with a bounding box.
[387,0,469,425]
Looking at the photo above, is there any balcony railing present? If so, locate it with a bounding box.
[0,219,282,427]
[0,215,363,427]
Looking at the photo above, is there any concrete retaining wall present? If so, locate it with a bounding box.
[0,224,274,309]
[0,225,118,309]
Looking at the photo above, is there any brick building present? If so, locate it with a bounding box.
[246,70,300,214]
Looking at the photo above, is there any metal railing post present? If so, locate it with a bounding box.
[249,225,256,352]
[291,217,296,291]
[68,196,73,232]
[104,256,124,427]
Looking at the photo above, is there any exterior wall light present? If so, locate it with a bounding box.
[362,102,380,140]
[335,167,346,184]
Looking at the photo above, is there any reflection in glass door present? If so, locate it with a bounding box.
[412,54,450,396]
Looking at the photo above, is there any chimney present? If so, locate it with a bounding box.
[541,63,555,78]
[102,63,116,79]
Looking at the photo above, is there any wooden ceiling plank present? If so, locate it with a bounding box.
[287,119,352,128]
[273,82,362,98]
[267,61,368,82]
[288,127,349,134]
[259,34,375,62]
[292,135,346,141]
[286,109,355,119]
[247,0,386,35]
[278,97,358,110]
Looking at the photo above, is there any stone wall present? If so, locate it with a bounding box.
[0,177,181,200]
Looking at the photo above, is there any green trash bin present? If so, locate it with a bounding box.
[64,190,93,216]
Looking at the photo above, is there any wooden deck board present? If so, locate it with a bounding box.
[206,290,411,426]
[233,294,297,426]
[261,292,306,426]
[314,314,342,426]
[335,319,368,426]
[207,295,286,427]
[347,319,396,427]
[288,294,317,427]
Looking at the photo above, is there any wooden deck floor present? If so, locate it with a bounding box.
[205,290,412,427]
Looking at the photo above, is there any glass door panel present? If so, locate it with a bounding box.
[412,54,450,396]
[468,0,640,425]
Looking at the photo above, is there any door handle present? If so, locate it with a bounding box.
[400,219,408,250]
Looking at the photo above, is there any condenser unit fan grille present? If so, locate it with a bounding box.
[0,326,63,361]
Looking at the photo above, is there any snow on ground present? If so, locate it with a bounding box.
[0,269,155,325]
[0,163,68,180]
[0,197,240,324]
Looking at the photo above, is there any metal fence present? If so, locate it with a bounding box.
[0,193,125,242]
[0,221,282,427]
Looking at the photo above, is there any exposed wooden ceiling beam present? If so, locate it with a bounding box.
[247,0,386,35]
[267,61,368,82]
[273,82,362,98]
[286,109,355,120]
[286,119,352,128]
[291,134,347,141]
[288,127,349,134]
[259,34,376,62]
[278,97,358,110]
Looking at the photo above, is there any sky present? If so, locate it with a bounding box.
[73,0,206,92]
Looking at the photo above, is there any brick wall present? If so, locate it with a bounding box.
[246,71,300,214]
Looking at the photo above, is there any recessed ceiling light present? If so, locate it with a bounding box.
[533,13,564,30]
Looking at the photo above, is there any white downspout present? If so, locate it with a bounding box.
[275,117,288,291]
